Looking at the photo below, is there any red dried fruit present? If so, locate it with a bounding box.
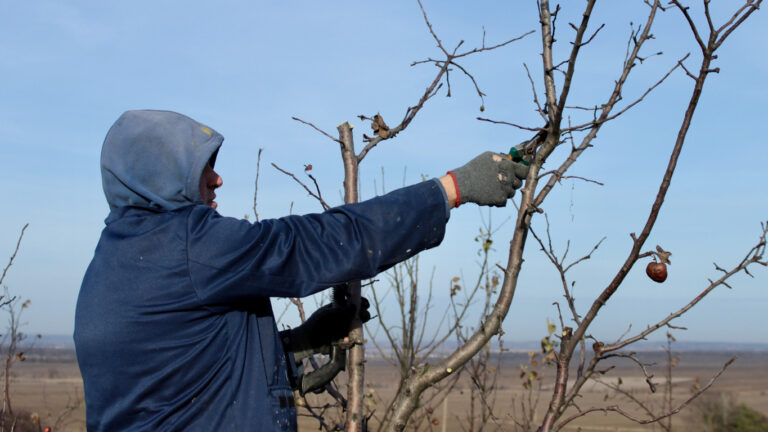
[646,262,668,283]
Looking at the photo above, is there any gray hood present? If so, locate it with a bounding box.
[101,110,223,212]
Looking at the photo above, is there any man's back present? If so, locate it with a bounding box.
[76,205,297,431]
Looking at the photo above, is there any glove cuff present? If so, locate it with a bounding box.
[446,171,461,208]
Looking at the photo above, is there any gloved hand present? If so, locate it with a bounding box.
[447,151,530,207]
[286,297,371,362]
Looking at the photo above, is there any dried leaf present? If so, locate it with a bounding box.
[371,113,390,139]
[655,245,672,264]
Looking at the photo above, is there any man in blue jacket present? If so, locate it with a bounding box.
[74,110,529,431]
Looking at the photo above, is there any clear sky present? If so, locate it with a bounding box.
[1,1,766,345]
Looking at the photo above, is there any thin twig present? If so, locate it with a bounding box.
[524,63,548,120]
[600,352,657,393]
[538,171,604,186]
[1,224,29,287]
[271,163,330,211]
[253,148,263,222]
[292,117,342,144]
[475,118,544,131]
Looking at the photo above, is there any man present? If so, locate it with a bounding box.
[74,110,529,431]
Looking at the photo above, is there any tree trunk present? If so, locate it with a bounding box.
[337,122,366,431]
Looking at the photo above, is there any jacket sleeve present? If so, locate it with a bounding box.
[186,179,448,307]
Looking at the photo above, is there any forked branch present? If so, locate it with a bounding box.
[271,163,330,211]
[355,0,533,163]
[603,221,767,353]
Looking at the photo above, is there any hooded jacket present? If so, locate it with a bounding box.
[74,110,448,431]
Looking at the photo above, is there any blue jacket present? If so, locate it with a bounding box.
[74,110,448,431]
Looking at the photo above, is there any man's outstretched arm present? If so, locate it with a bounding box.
[186,152,528,307]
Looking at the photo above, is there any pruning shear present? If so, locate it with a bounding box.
[508,129,547,166]
[298,285,348,395]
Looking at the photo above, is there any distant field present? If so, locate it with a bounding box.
[7,349,768,431]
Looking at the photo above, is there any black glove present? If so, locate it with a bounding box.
[286,297,371,362]
[448,151,529,207]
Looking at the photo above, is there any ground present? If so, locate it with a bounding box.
[7,349,767,431]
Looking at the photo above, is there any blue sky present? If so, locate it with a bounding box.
[0,1,766,345]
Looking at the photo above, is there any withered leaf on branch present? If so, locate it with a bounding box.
[592,341,604,353]
[371,113,390,139]
[655,245,672,264]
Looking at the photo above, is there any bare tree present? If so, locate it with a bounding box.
[0,224,30,431]
[382,1,764,431]
[270,1,765,430]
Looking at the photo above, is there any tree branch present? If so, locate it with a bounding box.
[271,163,330,211]
[602,221,767,353]
[292,117,342,145]
[556,357,736,429]
[0,224,28,287]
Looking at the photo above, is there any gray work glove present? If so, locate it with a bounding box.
[448,151,530,207]
[285,297,371,362]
